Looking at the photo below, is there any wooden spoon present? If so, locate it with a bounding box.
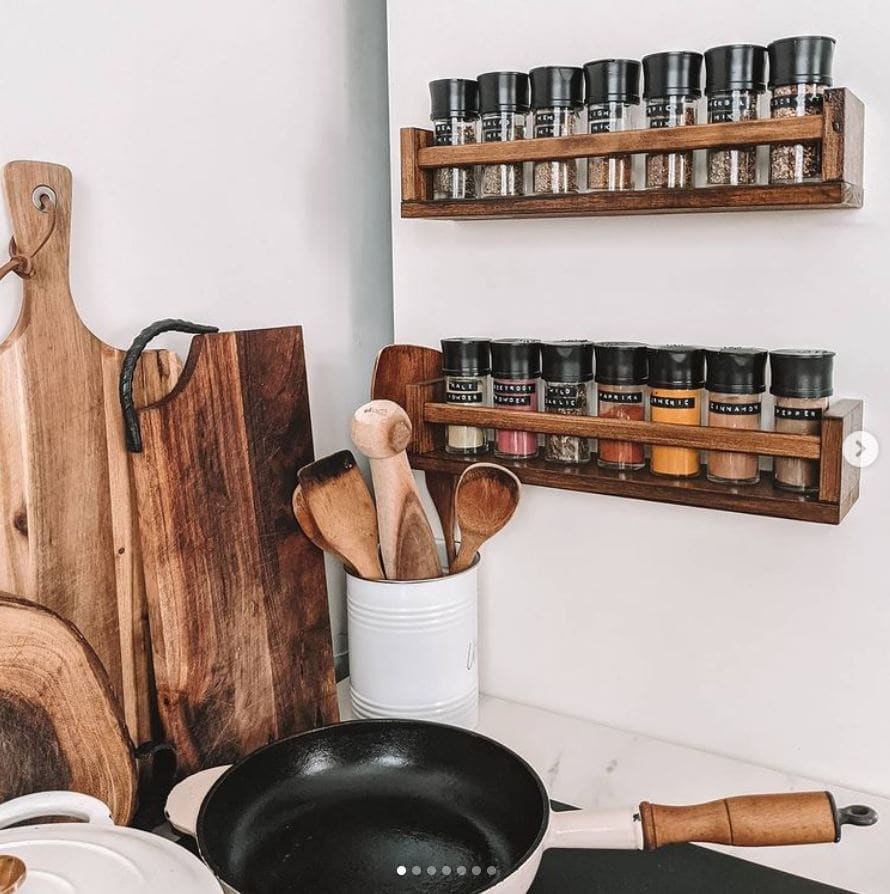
[0,856,25,894]
[351,400,441,581]
[297,451,384,580]
[451,464,521,574]
[292,485,356,574]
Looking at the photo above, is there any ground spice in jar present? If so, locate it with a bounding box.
[768,36,836,184]
[478,71,529,198]
[542,340,594,464]
[594,341,647,470]
[530,66,583,194]
[705,348,768,484]
[429,79,479,200]
[770,349,835,493]
[441,338,491,455]
[491,339,541,459]
[648,345,705,477]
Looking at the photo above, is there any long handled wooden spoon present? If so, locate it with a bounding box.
[292,485,356,573]
[451,464,521,574]
[0,856,25,894]
[297,451,385,580]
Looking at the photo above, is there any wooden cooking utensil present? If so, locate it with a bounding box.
[0,856,25,894]
[0,595,136,824]
[0,162,181,747]
[297,452,384,580]
[292,485,351,569]
[451,463,521,574]
[351,400,442,581]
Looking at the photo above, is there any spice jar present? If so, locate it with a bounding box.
[643,52,702,189]
[530,66,584,194]
[770,350,835,493]
[768,36,836,184]
[594,342,647,470]
[429,78,479,200]
[704,44,767,186]
[583,59,641,192]
[542,341,594,464]
[705,348,768,485]
[441,338,490,455]
[491,339,541,459]
[478,71,530,198]
[648,345,705,478]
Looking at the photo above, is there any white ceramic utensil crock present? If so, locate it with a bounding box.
[0,792,222,893]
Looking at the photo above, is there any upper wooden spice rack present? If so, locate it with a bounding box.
[401,88,863,219]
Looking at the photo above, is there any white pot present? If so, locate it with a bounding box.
[0,792,222,893]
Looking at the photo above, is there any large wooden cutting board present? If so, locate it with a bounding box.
[0,162,181,746]
[128,326,339,776]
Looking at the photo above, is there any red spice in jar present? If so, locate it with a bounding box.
[594,342,648,471]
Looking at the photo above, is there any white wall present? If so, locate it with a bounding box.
[0,0,394,660]
[388,0,890,794]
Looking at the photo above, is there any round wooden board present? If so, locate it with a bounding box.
[0,595,136,824]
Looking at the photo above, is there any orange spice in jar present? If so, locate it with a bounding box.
[648,345,705,478]
[594,342,647,470]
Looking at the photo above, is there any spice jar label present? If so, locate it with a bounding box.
[648,101,687,128]
[707,96,737,124]
[770,94,824,114]
[494,382,535,407]
[434,122,456,145]
[482,119,507,142]
[545,385,585,410]
[599,390,643,404]
[775,405,823,420]
[710,400,762,415]
[651,394,696,409]
[534,111,557,138]
[588,107,613,135]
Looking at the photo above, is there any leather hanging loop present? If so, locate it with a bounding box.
[0,198,57,281]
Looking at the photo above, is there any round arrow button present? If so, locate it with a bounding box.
[843,431,879,469]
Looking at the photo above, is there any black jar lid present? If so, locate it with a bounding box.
[542,340,594,383]
[491,339,541,378]
[478,71,531,114]
[705,44,767,95]
[648,345,706,389]
[594,341,648,385]
[529,66,584,110]
[705,347,768,394]
[770,349,835,398]
[583,59,641,105]
[441,338,491,376]
[642,51,703,100]
[429,78,480,120]
[768,36,836,88]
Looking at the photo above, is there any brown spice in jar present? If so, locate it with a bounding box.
[534,160,578,194]
[707,393,761,484]
[544,383,590,464]
[773,396,829,492]
[770,84,824,183]
[646,106,696,188]
[588,156,633,191]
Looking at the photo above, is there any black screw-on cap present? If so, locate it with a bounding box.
[594,342,648,385]
[441,338,491,376]
[491,339,541,379]
[705,44,767,95]
[529,66,584,110]
[478,71,531,114]
[705,347,768,394]
[768,36,836,88]
[583,59,641,105]
[429,79,480,120]
[642,51,703,100]
[542,340,594,383]
[770,350,835,398]
[648,345,706,389]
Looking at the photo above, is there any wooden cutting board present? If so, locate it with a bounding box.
[0,161,181,747]
[126,326,339,776]
[0,594,136,823]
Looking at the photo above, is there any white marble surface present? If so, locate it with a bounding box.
[339,681,890,893]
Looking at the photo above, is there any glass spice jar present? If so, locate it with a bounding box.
[429,78,479,200]
[542,341,594,464]
[441,338,491,455]
[770,350,835,494]
[704,44,767,186]
[478,71,530,198]
[530,66,584,194]
[768,36,836,184]
[594,342,647,470]
[583,59,641,192]
[705,348,768,485]
[643,51,702,189]
[648,345,705,478]
[491,339,541,459]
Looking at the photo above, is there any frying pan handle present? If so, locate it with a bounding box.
[545,808,644,850]
[0,792,114,829]
[164,765,231,837]
[119,318,219,453]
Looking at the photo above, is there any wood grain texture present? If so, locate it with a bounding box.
[400,129,433,202]
[0,856,25,894]
[822,90,865,185]
[130,327,338,776]
[818,400,863,521]
[0,594,136,824]
[0,161,181,746]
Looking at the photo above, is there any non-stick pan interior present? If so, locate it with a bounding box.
[198,720,549,894]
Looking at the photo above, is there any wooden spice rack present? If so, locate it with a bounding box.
[393,359,863,524]
[401,88,863,219]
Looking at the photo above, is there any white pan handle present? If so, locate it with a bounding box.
[165,766,231,837]
[545,807,644,850]
[0,792,114,830]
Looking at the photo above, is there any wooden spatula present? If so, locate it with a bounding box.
[351,400,442,581]
[297,451,385,581]
[451,464,521,574]
[292,485,355,574]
